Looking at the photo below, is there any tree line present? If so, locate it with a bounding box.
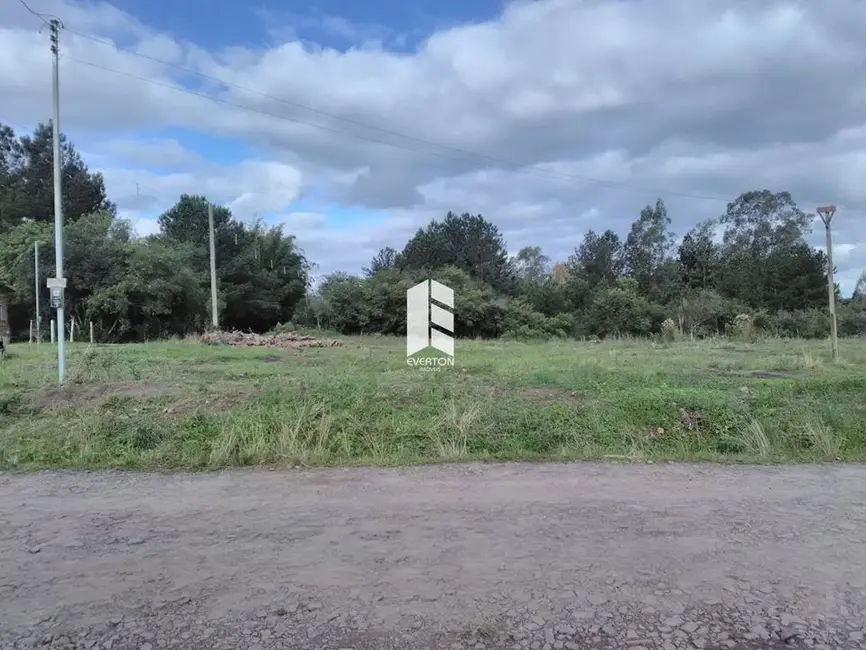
[0,122,308,341]
[2,120,865,342]
[295,199,866,340]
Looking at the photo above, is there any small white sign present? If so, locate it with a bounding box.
[46,278,67,289]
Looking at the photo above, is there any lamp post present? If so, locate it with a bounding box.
[816,205,838,361]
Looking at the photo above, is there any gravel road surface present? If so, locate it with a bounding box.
[1,463,865,649]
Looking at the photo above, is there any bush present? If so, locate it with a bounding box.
[587,280,665,338]
[661,318,680,343]
[729,313,757,343]
[676,290,749,338]
[838,303,866,337]
[762,309,830,339]
[503,299,574,340]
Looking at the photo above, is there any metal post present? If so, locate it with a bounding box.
[34,242,40,344]
[208,202,218,329]
[50,20,66,382]
[50,319,55,343]
[817,206,838,361]
[90,321,94,344]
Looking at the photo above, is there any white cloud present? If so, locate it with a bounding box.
[2,0,866,292]
[132,217,160,237]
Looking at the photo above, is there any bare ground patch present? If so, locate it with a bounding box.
[704,369,796,380]
[32,381,179,411]
[748,370,794,380]
[162,388,259,420]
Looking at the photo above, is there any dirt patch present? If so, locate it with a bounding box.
[262,354,294,364]
[705,369,795,381]
[32,381,178,410]
[162,389,258,420]
[515,387,578,405]
[748,371,793,380]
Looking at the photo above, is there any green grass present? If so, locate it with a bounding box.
[1,336,865,470]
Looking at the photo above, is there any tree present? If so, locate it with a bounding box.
[720,190,811,253]
[363,266,420,335]
[433,266,506,339]
[157,196,310,332]
[679,220,719,291]
[363,246,399,277]
[564,229,624,311]
[853,272,866,302]
[760,243,827,311]
[0,124,25,232]
[624,198,674,297]
[587,277,661,338]
[569,229,624,288]
[87,240,208,341]
[318,273,367,334]
[158,194,231,247]
[513,246,551,284]
[676,290,742,338]
[716,190,824,310]
[0,122,115,228]
[63,212,131,329]
[399,212,515,292]
[219,225,310,332]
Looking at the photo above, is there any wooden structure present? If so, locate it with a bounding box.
[0,287,10,347]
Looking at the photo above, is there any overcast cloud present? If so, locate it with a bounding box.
[1,0,865,291]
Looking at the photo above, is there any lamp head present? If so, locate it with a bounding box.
[816,205,836,225]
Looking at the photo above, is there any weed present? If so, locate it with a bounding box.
[1,337,865,469]
[801,419,842,459]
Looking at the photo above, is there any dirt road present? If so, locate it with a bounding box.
[1,463,865,649]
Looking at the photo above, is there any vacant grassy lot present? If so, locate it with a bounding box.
[1,336,865,469]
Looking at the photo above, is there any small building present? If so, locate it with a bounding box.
[0,287,10,346]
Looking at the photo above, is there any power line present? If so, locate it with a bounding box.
[16,0,61,27]
[60,28,743,205]
[62,58,866,221]
[12,12,859,215]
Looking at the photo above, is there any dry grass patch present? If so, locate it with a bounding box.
[32,381,179,411]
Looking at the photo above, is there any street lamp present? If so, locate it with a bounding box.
[816,205,838,361]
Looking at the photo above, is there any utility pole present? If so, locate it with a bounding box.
[49,19,66,382]
[34,242,40,344]
[208,202,218,329]
[817,205,838,362]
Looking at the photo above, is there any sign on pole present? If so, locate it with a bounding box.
[47,278,66,310]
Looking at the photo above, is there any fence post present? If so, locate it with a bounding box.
[29,320,33,344]
[50,319,56,343]
[90,321,94,344]
[70,320,75,344]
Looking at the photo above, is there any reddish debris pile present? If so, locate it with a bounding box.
[200,330,343,349]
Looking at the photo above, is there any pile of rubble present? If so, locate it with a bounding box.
[200,330,343,349]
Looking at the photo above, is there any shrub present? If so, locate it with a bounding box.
[503,299,574,340]
[729,313,757,343]
[764,309,830,339]
[661,318,680,343]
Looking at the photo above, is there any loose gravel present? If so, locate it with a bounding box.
[1,463,864,649]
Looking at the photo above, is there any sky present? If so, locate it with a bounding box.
[1,0,866,293]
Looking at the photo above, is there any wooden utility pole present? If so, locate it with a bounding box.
[816,206,838,361]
